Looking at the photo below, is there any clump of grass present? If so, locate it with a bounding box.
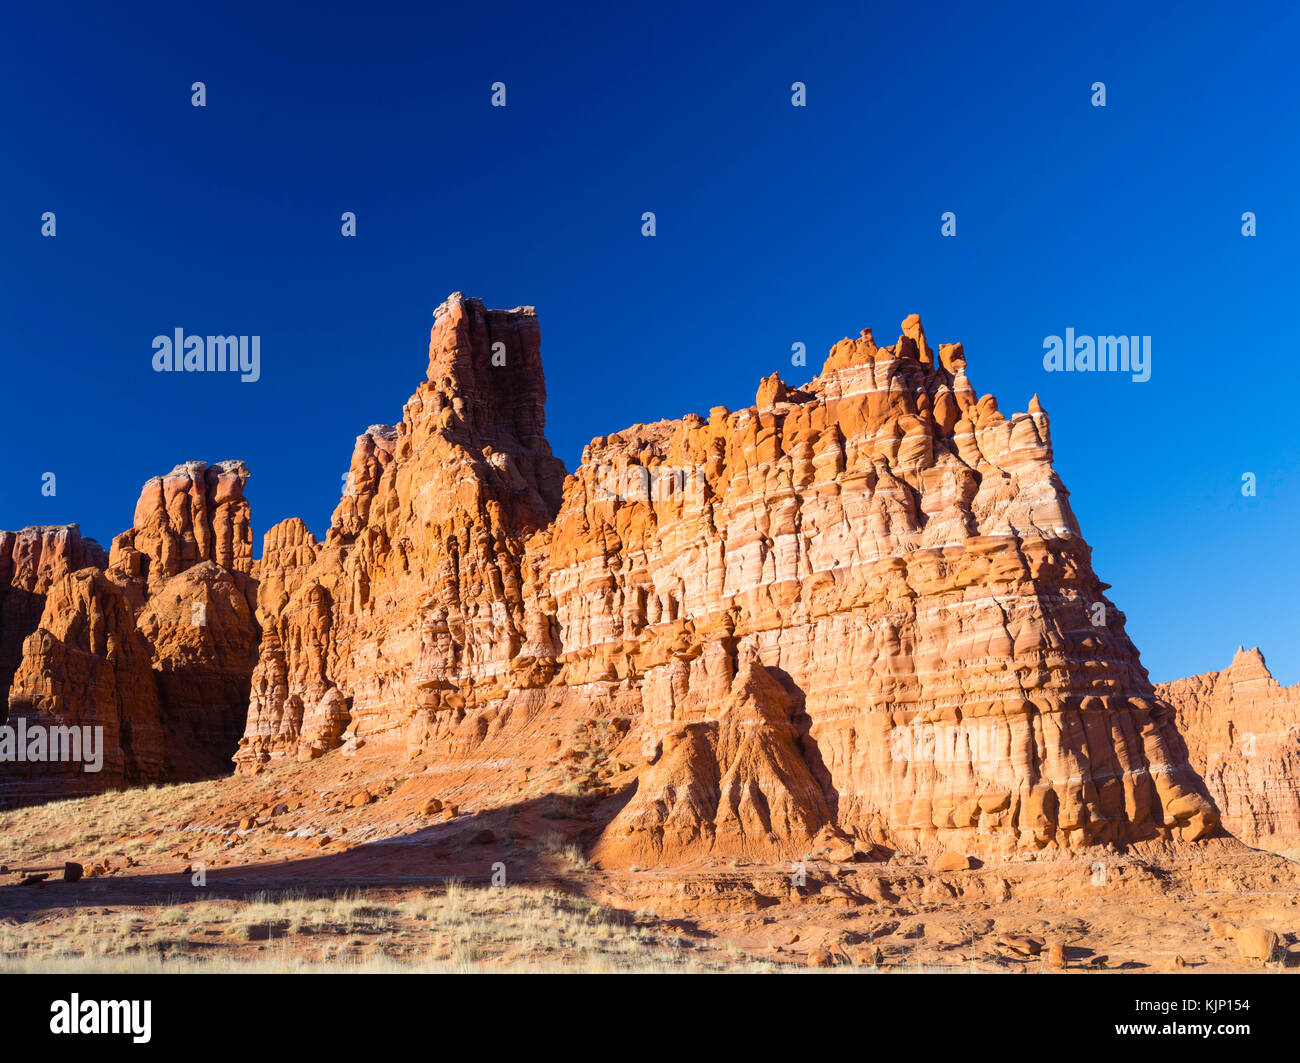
[538,830,589,870]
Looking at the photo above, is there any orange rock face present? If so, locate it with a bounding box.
[2,463,258,803]
[108,459,254,590]
[5,568,164,789]
[237,295,565,770]
[234,294,1218,862]
[593,645,839,865]
[1159,648,1300,853]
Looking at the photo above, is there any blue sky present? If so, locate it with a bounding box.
[2,1,1297,684]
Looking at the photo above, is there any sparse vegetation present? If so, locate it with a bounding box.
[0,882,792,973]
[538,830,589,870]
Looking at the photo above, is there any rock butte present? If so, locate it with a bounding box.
[0,293,1284,870]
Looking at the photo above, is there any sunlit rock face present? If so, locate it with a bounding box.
[236,294,566,771]
[1161,648,1300,853]
[233,294,1217,862]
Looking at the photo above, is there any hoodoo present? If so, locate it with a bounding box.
[0,296,1226,856]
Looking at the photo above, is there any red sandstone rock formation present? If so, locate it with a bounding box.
[237,295,566,769]
[234,295,1218,862]
[6,568,165,786]
[594,645,839,864]
[1159,648,1300,853]
[109,460,254,590]
[0,525,107,699]
[3,463,258,802]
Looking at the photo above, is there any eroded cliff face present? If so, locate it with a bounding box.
[237,294,567,769]
[235,295,1218,862]
[109,460,254,592]
[2,462,259,802]
[1160,648,1300,853]
[0,525,108,702]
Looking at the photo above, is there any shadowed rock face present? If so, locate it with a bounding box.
[1160,648,1300,852]
[2,463,259,803]
[0,525,108,703]
[234,294,1218,861]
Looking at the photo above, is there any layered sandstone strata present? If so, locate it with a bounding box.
[3,462,259,801]
[1160,648,1300,853]
[108,459,254,590]
[236,295,1218,862]
[600,644,843,863]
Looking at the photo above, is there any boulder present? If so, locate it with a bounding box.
[1236,927,1277,963]
[997,934,1045,957]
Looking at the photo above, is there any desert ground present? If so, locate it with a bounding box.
[3,750,1296,974]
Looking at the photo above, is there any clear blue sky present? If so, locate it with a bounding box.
[2,1,1297,685]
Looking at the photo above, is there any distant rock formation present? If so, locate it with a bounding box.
[1160,648,1300,853]
[232,294,1218,859]
[0,525,107,698]
[109,459,254,591]
[2,462,258,803]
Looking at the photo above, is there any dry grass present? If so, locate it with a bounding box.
[0,881,796,973]
[538,830,589,870]
[0,778,218,867]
